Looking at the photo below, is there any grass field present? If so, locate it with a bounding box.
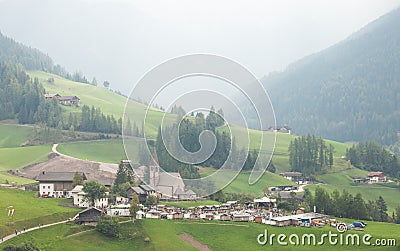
[198,167,295,194]
[0,124,51,184]
[0,124,33,148]
[57,139,127,164]
[0,145,51,172]
[0,188,80,238]
[307,183,400,214]
[2,219,399,250]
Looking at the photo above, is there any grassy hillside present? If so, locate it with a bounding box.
[0,188,79,238]
[2,219,400,250]
[0,124,51,184]
[29,71,177,139]
[0,124,33,148]
[57,139,127,164]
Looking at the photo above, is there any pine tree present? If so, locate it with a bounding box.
[376,196,388,222]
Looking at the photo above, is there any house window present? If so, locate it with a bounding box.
[48,186,50,189]
[43,186,45,189]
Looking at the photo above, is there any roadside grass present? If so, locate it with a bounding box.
[0,188,80,238]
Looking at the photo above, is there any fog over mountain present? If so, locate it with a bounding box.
[0,0,399,98]
[261,7,400,145]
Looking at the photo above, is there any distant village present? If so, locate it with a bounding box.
[31,161,385,229]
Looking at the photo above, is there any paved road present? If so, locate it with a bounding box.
[0,220,68,244]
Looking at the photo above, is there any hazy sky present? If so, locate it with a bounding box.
[0,0,399,95]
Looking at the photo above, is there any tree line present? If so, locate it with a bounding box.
[153,107,275,181]
[289,134,334,175]
[301,187,400,223]
[346,141,400,179]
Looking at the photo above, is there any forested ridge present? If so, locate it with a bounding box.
[0,31,90,84]
[260,7,400,145]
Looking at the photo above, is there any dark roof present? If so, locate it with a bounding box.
[280,172,302,177]
[139,184,155,192]
[95,177,114,187]
[128,186,146,195]
[36,172,87,182]
[367,172,385,177]
[78,207,102,215]
[58,96,80,101]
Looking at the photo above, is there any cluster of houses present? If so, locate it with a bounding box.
[35,170,196,209]
[74,196,329,228]
[44,93,80,106]
[353,171,387,184]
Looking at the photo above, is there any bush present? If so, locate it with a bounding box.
[3,242,39,251]
[96,216,120,238]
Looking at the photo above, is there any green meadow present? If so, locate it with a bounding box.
[0,124,33,148]
[57,139,127,164]
[29,71,177,139]
[0,124,51,184]
[0,187,80,238]
[1,219,399,251]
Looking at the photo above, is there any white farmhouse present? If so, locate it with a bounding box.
[71,185,108,208]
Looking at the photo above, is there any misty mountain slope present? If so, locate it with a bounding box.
[262,7,400,144]
[0,31,53,71]
[0,31,89,83]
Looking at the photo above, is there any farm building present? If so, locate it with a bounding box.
[57,96,80,106]
[254,197,277,209]
[71,185,108,208]
[126,186,147,204]
[74,207,103,226]
[36,171,87,198]
[279,172,303,183]
[367,172,386,183]
[107,204,130,217]
[232,214,250,222]
[268,213,328,227]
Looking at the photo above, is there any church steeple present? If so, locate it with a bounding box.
[149,147,160,187]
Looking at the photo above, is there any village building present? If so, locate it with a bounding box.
[71,185,109,208]
[44,93,61,99]
[279,172,303,183]
[36,171,87,198]
[268,213,328,227]
[107,204,131,217]
[57,96,80,106]
[367,172,387,183]
[74,207,103,226]
[126,186,147,204]
[148,148,197,199]
[232,213,251,222]
[43,94,80,106]
[254,197,277,209]
[266,126,291,134]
